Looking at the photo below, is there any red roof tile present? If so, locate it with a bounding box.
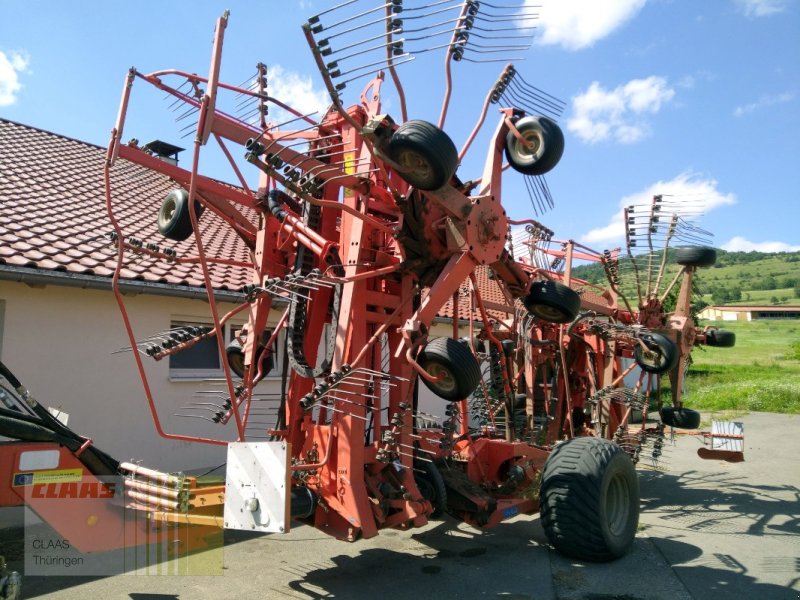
[0,118,252,292]
[436,265,514,322]
[0,118,512,321]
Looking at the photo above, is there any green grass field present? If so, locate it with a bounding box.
[686,319,800,414]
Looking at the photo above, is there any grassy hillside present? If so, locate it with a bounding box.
[572,249,800,307]
[686,319,800,414]
[695,250,800,305]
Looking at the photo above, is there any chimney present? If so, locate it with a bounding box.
[143,140,185,166]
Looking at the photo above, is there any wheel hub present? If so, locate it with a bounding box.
[606,473,631,536]
[397,149,434,187]
[425,362,456,394]
[532,304,565,322]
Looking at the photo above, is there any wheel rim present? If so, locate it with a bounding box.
[531,304,566,322]
[160,198,177,226]
[425,362,456,395]
[515,129,543,161]
[227,348,245,377]
[396,149,435,188]
[638,347,665,370]
[606,471,631,536]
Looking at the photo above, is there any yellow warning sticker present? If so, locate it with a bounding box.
[13,468,83,486]
[343,151,356,199]
[343,151,356,175]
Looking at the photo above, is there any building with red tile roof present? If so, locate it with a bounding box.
[0,118,252,296]
[0,118,260,471]
[0,117,513,471]
[0,117,513,318]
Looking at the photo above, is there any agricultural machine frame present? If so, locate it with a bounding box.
[1,3,741,586]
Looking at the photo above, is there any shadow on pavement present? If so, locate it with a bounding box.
[653,538,796,600]
[641,468,800,537]
[281,518,551,600]
[639,468,799,599]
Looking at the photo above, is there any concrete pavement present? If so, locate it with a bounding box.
[1,412,798,599]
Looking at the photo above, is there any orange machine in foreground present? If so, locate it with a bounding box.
[1,4,742,580]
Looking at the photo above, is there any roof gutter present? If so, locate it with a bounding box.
[0,264,266,304]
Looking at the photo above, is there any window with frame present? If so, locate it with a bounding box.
[168,319,284,380]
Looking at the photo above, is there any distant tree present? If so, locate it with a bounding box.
[745,292,752,301]
[770,295,780,305]
[711,289,730,304]
[795,285,800,299]
[764,276,778,290]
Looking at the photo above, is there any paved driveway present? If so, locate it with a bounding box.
[2,412,797,599]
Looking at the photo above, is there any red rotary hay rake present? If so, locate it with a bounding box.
[1,2,739,571]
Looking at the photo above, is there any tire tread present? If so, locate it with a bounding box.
[540,437,639,561]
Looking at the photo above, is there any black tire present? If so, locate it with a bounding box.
[523,280,581,324]
[417,337,481,401]
[675,246,716,268]
[225,339,247,378]
[540,437,639,562]
[634,333,678,374]
[414,460,447,519]
[157,188,204,241]
[225,339,272,379]
[504,115,564,176]
[388,120,458,190]
[706,329,736,348]
[660,406,701,429]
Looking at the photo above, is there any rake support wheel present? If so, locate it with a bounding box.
[157,188,204,242]
[523,280,581,324]
[225,339,272,379]
[706,329,736,348]
[414,460,447,519]
[675,246,717,268]
[540,437,639,562]
[417,337,481,401]
[660,406,701,429]
[504,115,565,176]
[634,333,678,374]
[388,120,458,190]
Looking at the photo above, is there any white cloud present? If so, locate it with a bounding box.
[581,172,736,246]
[722,237,800,252]
[733,0,788,18]
[0,50,30,107]
[675,70,714,90]
[733,92,794,116]
[534,0,647,50]
[265,64,330,127]
[568,76,675,144]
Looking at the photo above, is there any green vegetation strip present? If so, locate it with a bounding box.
[686,320,800,414]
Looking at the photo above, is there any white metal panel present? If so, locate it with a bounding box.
[710,420,744,452]
[19,449,60,470]
[224,441,289,533]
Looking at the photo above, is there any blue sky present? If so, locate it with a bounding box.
[1,0,798,253]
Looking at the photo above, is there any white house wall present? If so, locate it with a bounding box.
[0,280,288,472]
[1,282,508,471]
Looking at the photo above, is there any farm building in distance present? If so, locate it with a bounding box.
[698,305,800,321]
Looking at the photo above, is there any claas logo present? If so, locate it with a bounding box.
[30,482,117,499]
